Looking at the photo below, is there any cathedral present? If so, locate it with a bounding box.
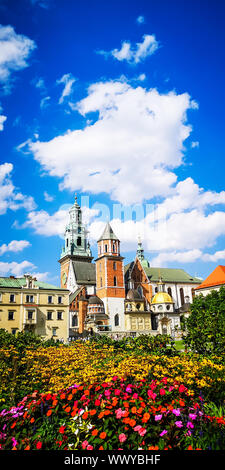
[59,196,202,338]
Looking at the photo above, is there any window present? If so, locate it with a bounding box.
[105,244,108,252]
[155,287,158,293]
[26,295,34,303]
[10,294,15,303]
[167,287,172,297]
[166,305,171,311]
[8,311,14,320]
[113,261,117,270]
[28,311,33,320]
[99,263,101,272]
[52,328,57,337]
[114,314,119,327]
[57,311,63,320]
[113,276,117,286]
[112,243,115,253]
[136,303,141,310]
[58,296,62,304]
[11,329,17,335]
[72,315,78,327]
[66,239,69,247]
[47,311,53,321]
[137,285,143,297]
[77,236,81,246]
[180,288,185,306]
[48,296,53,304]
[100,277,103,288]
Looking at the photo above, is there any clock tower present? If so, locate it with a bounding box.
[59,195,93,289]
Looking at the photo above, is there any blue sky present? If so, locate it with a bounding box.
[0,0,225,285]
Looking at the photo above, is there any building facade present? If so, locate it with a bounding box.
[60,196,202,338]
[0,274,70,342]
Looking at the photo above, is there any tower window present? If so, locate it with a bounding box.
[180,288,185,306]
[113,261,116,270]
[66,239,69,247]
[100,277,103,287]
[77,236,81,246]
[168,287,172,297]
[105,244,108,252]
[113,276,117,286]
[114,314,119,327]
[112,243,115,252]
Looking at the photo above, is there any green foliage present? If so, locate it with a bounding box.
[0,328,61,351]
[183,287,225,355]
[90,333,176,356]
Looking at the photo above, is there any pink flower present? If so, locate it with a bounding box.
[155,414,162,421]
[175,421,183,428]
[126,385,132,393]
[187,421,194,429]
[87,445,94,450]
[172,408,180,416]
[115,408,126,419]
[139,428,146,437]
[147,390,157,400]
[134,425,142,432]
[160,430,167,437]
[159,388,166,396]
[132,393,138,399]
[119,433,127,443]
[82,440,89,449]
[189,413,197,420]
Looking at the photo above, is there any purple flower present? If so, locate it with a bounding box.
[160,430,167,437]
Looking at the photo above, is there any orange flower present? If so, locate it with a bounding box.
[60,393,66,400]
[92,429,98,436]
[99,432,107,439]
[11,422,16,429]
[98,412,105,419]
[46,410,52,417]
[131,406,137,414]
[187,445,193,450]
[52,400,58,407]
[148,446,159,450]
[89,409,97,416]
[65,406,71,413]
[24,445,30,450]
[82,411,89,420]
[129,418,136,427]
[142,412,150,423]
[67,394,73,401]
[179,399,185,407]
[84,390,90,396]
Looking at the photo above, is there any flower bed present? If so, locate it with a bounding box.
[0,377,224,450]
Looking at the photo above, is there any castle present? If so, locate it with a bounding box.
[59,195,202,338]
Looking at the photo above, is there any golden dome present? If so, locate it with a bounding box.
[151,292,174,305]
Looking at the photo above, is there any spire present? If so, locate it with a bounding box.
[97,222,119,242]
[136,236,150,268]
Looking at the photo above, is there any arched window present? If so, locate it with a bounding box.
[114,314,119,327]
[100,277,103,288]
[180,288,185,306]
[137,285,143,297]
[155,287,158,293]
[77,236,81,246]
[72,315,78,327]
[105,244,108,252]
[113,276,117,286]
[113,261,117,270]
[168,287,172,297]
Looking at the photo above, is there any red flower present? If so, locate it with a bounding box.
[36,441,42,450]
[59,426,65,434]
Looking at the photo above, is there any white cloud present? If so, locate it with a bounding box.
[136,15,145,24]
[0,162,36,215]
[191,141,199,148]
[0,260,35,276]
[0,113,6,130]
[100,34,159,64]
[40,96,50,109]
[29,79,196,205]
[0,240,31,255]
[56,73,76,104]
[43,191,54,202]
[0,24,36,90]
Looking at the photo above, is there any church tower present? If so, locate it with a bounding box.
[96,222,125,331]
[59,195,93,289]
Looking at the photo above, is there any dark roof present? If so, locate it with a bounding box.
[0,277,66,290]
[72,261,96,285]
[98,222,119,242]
[124,263,201,284]
[88,295,104,305]
[126,289,142,300]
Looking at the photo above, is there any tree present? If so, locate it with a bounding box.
[184,287,225,355]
